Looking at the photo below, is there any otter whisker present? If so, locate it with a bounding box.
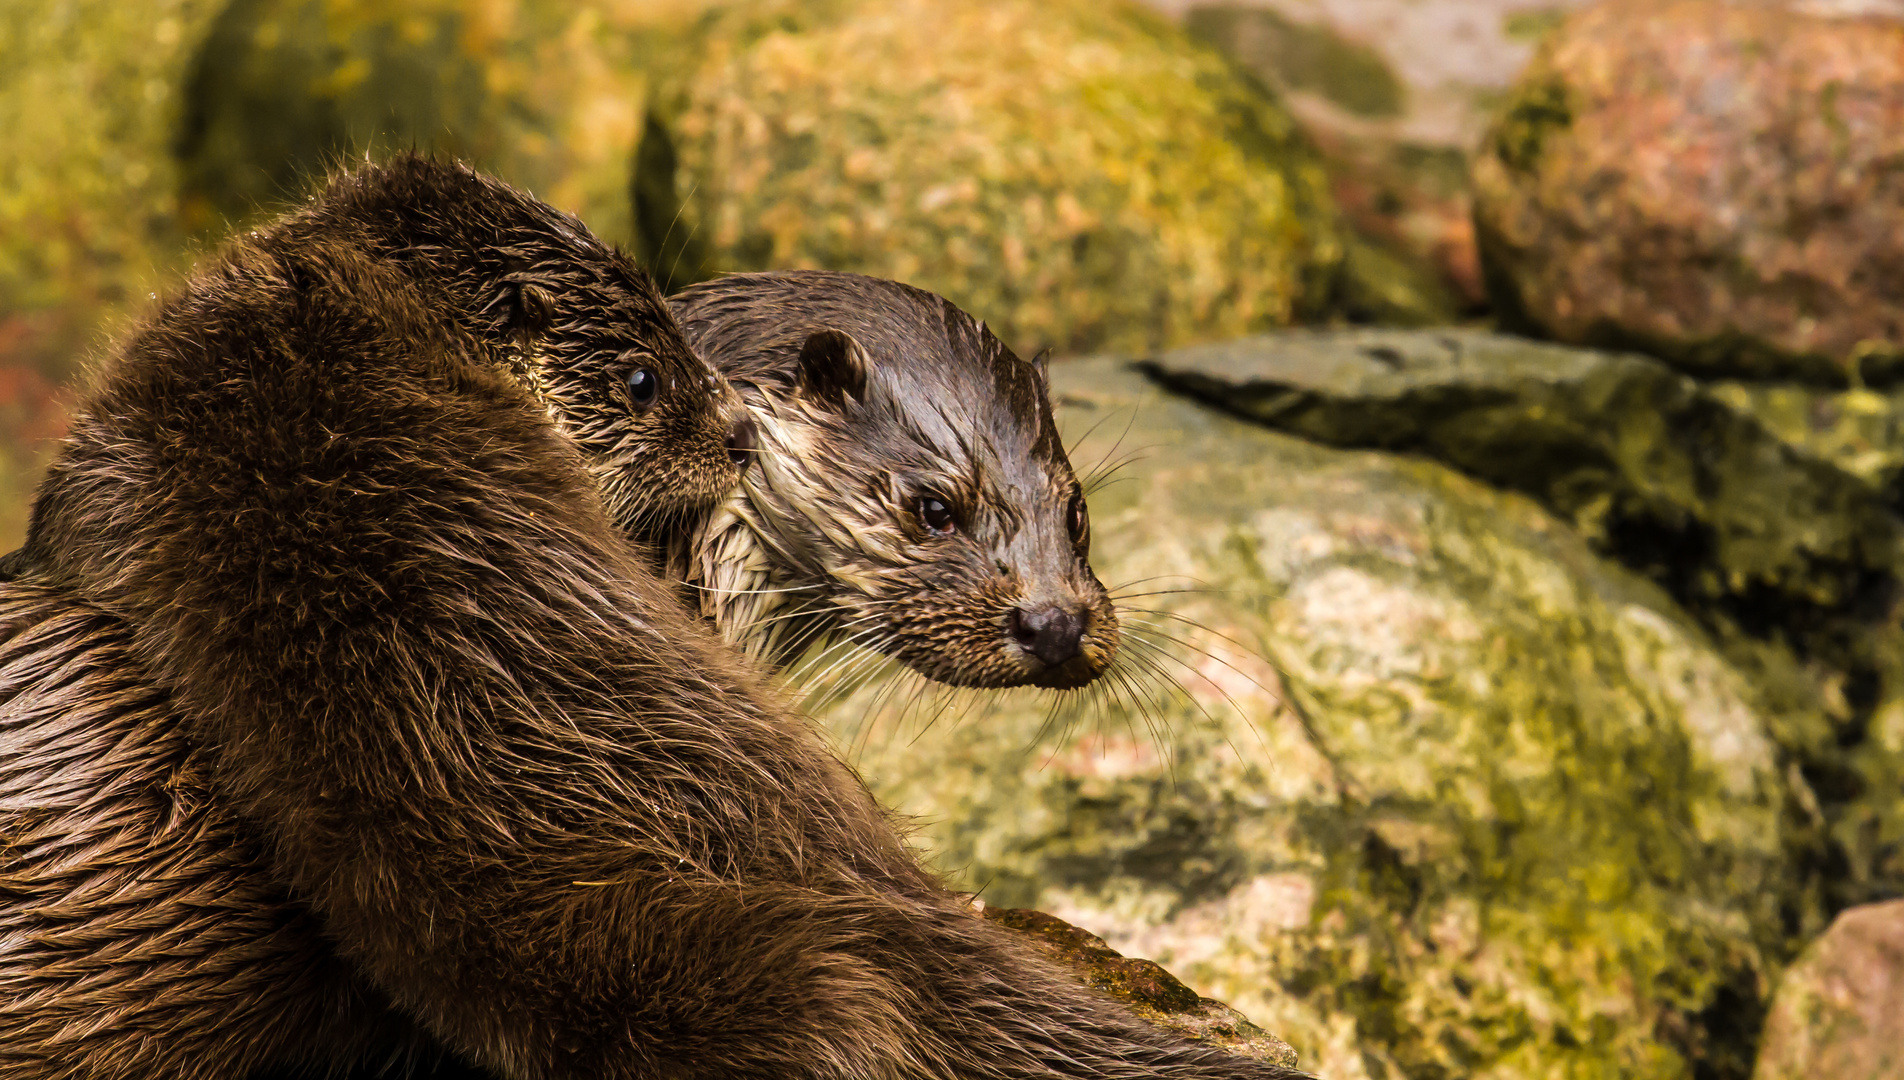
[1120,632,1276,761]
[805,643,901,716]
[1105,662,1176,770]
[1108,586,1226,602]
[1116,607,1281,691]
[1072,406,1144,491]
[789,628,889,698]
[1105,573,1213,593]
[685,581,825,596]
[1118,618,1276,699]
[658,177,702,294]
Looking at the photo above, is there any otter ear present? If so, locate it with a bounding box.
[1030,347,1052,392]
[797,329,868,409]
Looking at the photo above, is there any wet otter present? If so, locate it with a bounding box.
[1,160,1303,1079]
[0,155,745,1077]
[670,271,1118,690]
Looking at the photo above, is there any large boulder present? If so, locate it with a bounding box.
[637,0,1350,354]
[812,354,1821,1079]
[1138,327,1904,909]
[1472,0,1904,384]
[1753,899,1904,1080]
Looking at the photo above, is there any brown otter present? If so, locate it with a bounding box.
[0,155,744,1077]
[1,159,1305,1079]
[670,271,1118,691]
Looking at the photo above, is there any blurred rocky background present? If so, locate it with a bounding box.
[9,0,1904,1076]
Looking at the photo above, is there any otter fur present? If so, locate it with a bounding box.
[1,160,1307,1078]
[670,271,1117,690]
[2,156,749,1078]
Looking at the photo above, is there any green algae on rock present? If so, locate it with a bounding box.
[1136,328,1904,911]
[1704,380,1904,504]
[637,0,1346,355]
[812,357,1821,1079]
[1138,329,1904,624]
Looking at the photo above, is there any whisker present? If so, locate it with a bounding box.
[685,581,824,596]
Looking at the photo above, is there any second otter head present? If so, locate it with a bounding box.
[304,156,753,542]
[672,271,1117,690]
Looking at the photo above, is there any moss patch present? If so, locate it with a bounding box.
[639,0,1347,356]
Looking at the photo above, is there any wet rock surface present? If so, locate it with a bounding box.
[815,355,1819,1079]
[1753,899,1904,1080]
[1473,0,1904,384]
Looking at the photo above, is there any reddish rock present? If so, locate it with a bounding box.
[1754,899,1904,1080]
[1473,0,1904,384]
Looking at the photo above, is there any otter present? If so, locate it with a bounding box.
[1,158,1306,1079]
[1,155,749,1078]
[670,271,1118,691]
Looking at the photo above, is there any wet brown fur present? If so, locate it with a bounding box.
[671,271,1118,690]
[0,161,1306,1078]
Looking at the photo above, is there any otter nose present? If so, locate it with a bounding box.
[1009,605,1086,667]
[725,416,757,471]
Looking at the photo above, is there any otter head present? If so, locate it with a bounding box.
[672,271,1117,690]
[308,156,754,543]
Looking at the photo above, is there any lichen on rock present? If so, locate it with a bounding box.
[815,356,1822,1079]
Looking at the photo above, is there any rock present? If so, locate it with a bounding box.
[1753,899,1904,1080]
[1139,328,1904,638]
[1705,380,1904,504]
[983,905,1299,1066]
[173,0,659,243]
[0,0,221,377]
[1472,0,1904,384]
[1136,327,1904,907]
[811,355,1820,1079]
[1167,0,1600,311]
[636,0,1347,355]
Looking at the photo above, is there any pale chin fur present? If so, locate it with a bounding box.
[675,391,916,672]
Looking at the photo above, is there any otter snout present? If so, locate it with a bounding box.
[725,416,758,471]
[1009,604,1087,667]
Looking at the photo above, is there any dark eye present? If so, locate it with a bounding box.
[919,495,957,535]
[1067,489,1090,555]
[626,368,659,412]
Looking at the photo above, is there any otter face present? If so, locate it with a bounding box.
[485,265,751,545]
[675,272,1118,690]
[311,158,751,544]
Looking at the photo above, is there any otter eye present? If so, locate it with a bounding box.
[919,495,957,535]
[626,368,659,412]
[1067,489,1090,555]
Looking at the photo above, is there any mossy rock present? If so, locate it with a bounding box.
[1139,328,1904,910]
[812,357,1825,1079]
[171,0,666,244]
[637,0,1348,355]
